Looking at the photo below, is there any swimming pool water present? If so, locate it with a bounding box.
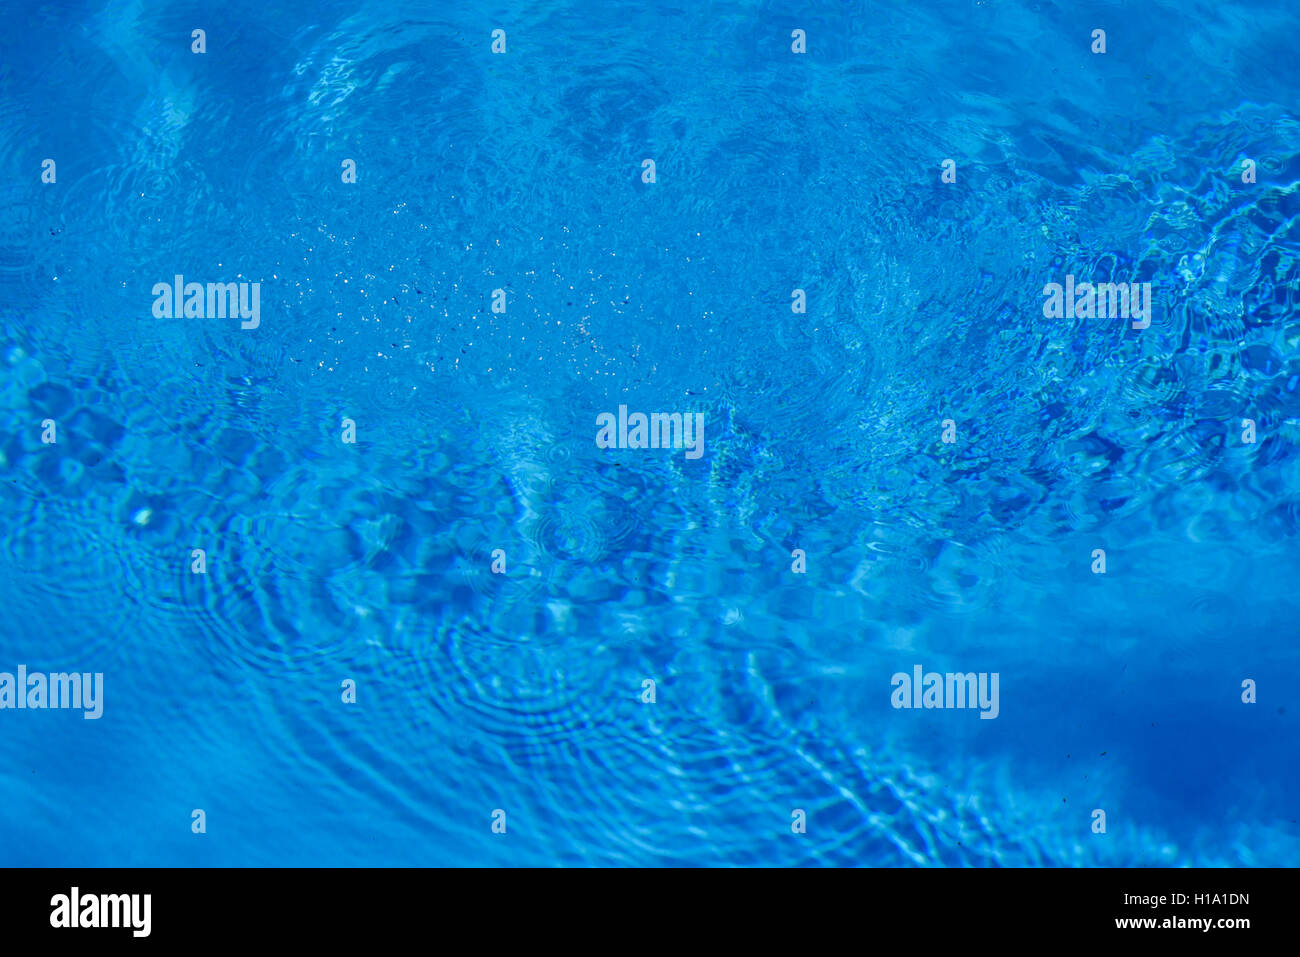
[1,0,1298,866]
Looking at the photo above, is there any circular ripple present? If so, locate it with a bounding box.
[408,619,626,759]
[0,185,49,316]
[174,504,377,674]
[0,497,142,666]
[533,508,609,564]
[448,531,550,606]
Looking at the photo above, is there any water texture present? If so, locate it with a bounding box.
[0,0,1297,866]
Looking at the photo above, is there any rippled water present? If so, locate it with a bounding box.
[1,0,1298,866]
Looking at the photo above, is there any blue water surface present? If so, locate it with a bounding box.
[1,0,1298,866]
